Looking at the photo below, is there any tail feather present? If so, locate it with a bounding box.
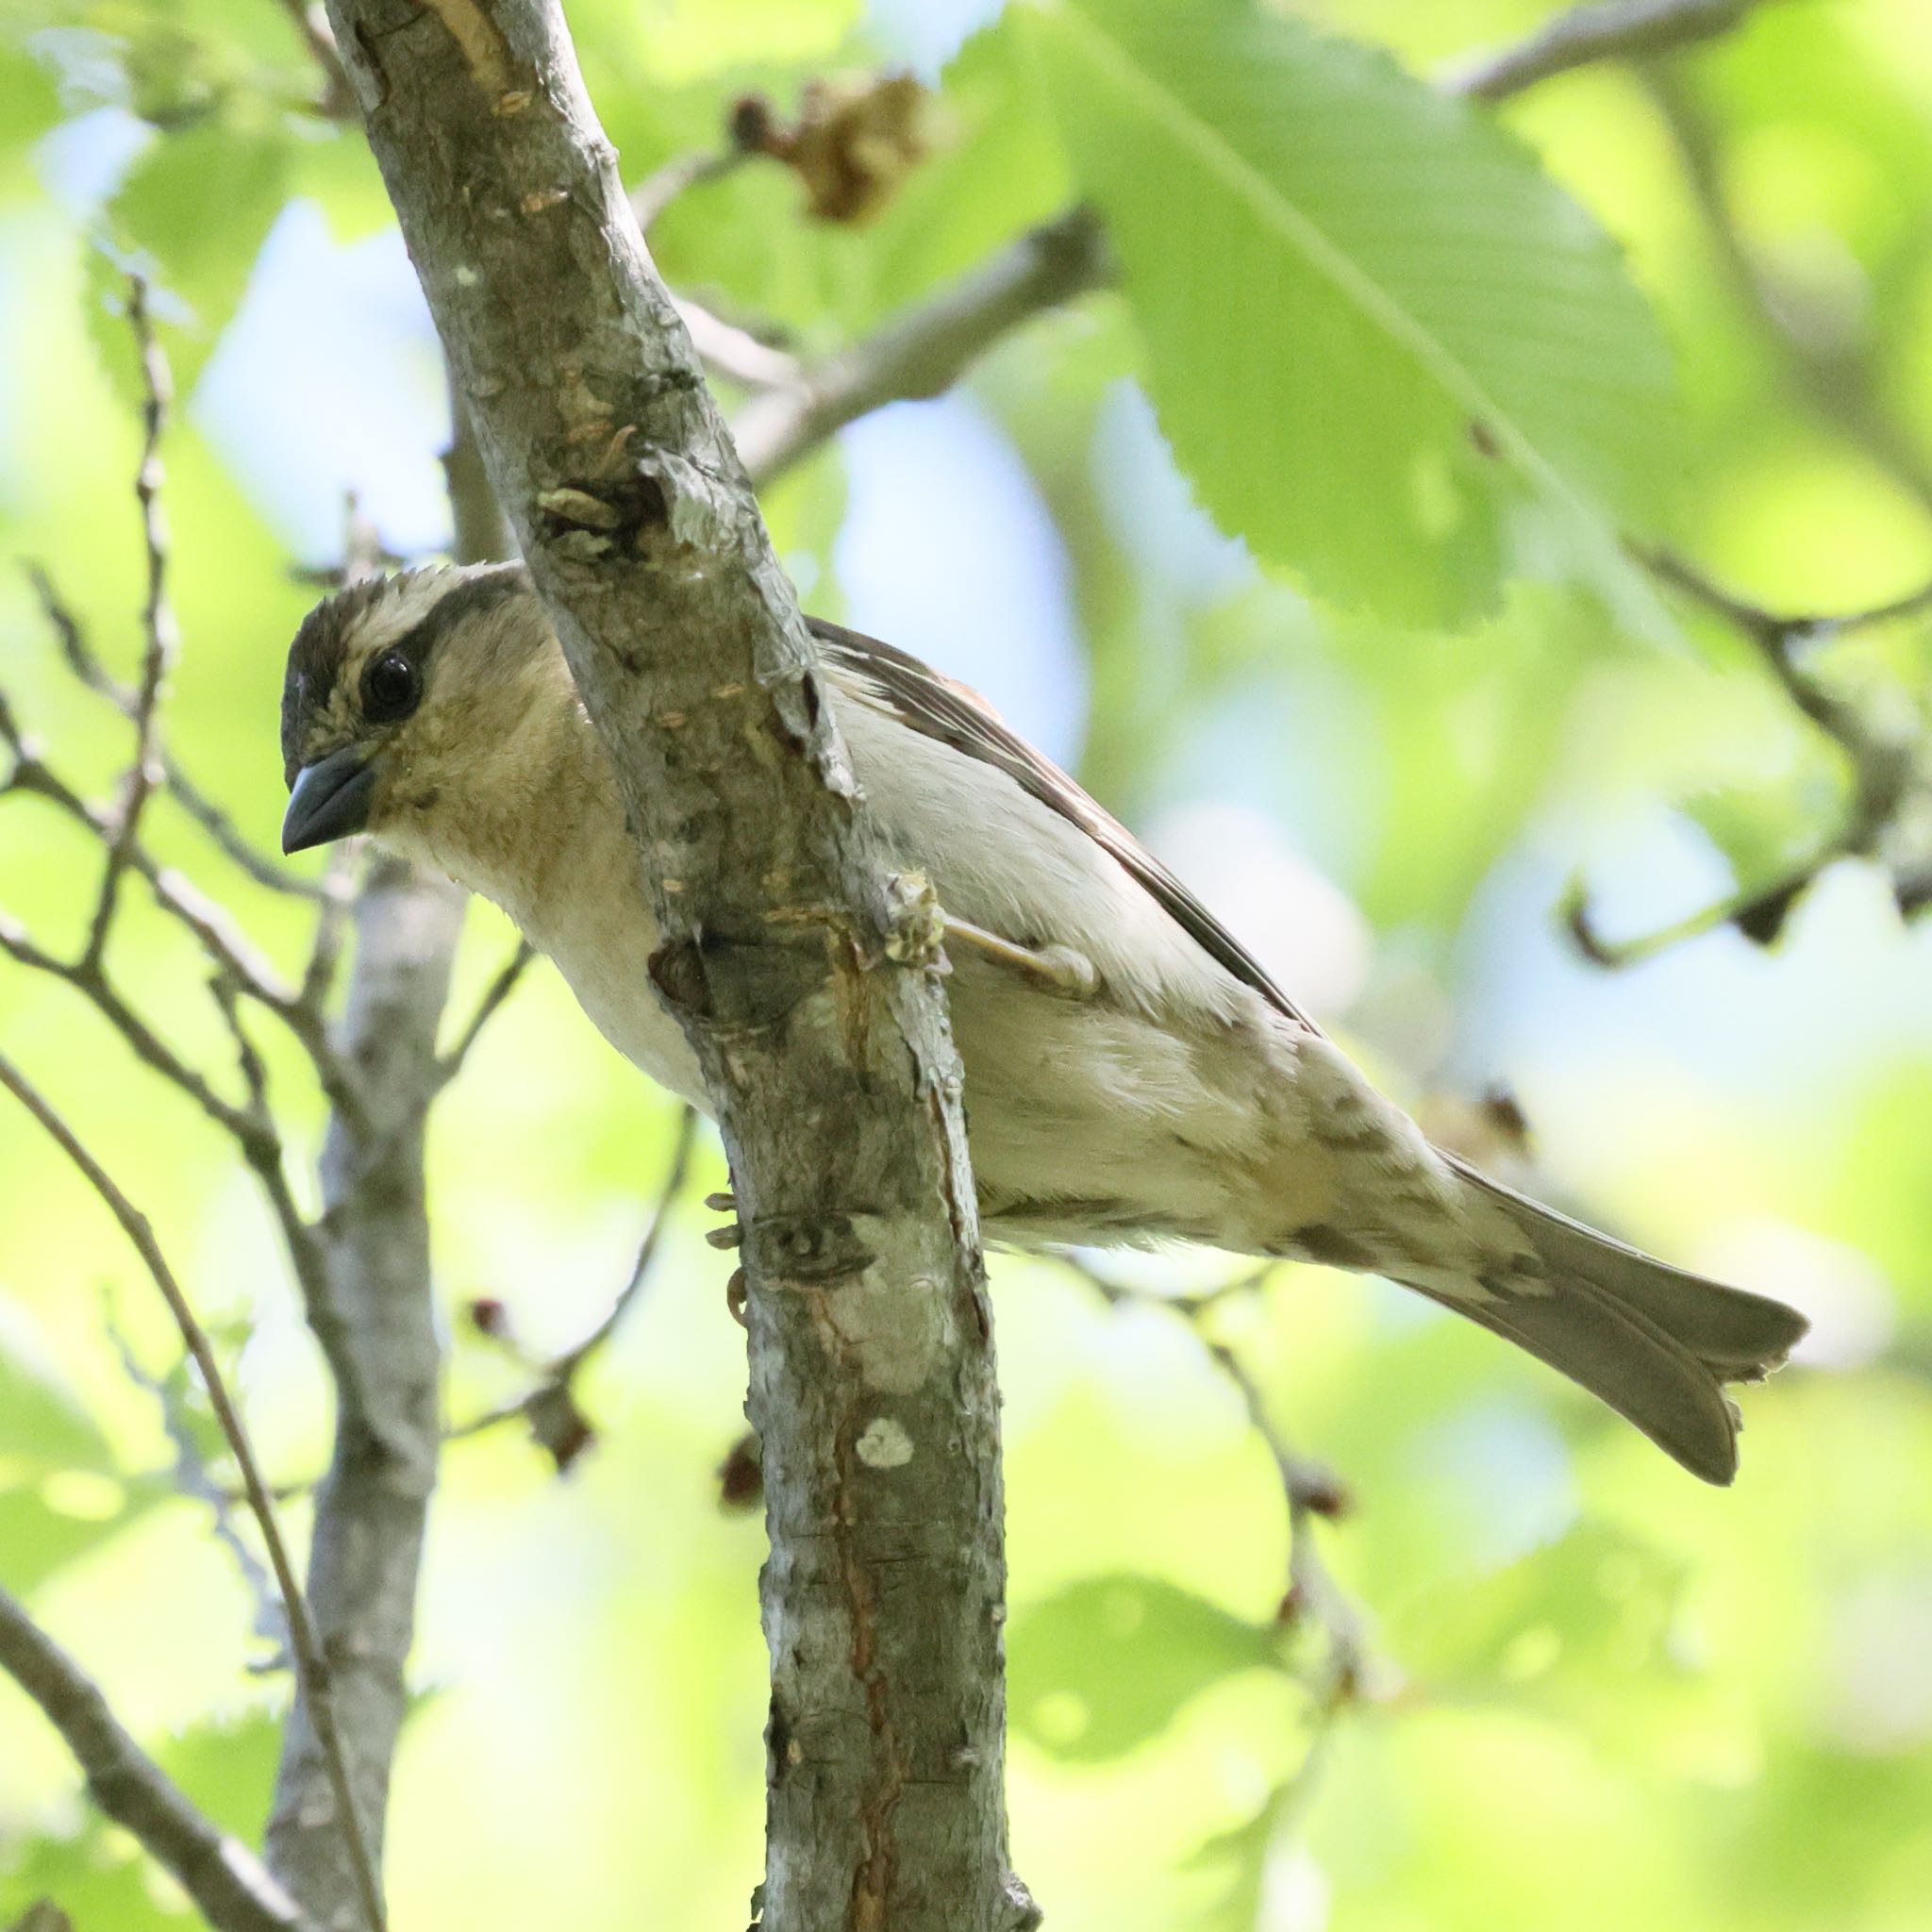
[1409,1159,1809,1486]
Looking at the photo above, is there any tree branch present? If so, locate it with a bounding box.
[0,1054,382,1932]
[264,408,507,1924]
[449,1105,696,1465]
[322,3,1024,1924]
[1566,553,1928,958]
[726,0,1767,495]
[734,208,1111,489]
[1446,0,1773,103]
[1643,65,1932,515]
[0,1586,315,1932]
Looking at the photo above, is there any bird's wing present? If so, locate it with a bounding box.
[808,616,1319,1034]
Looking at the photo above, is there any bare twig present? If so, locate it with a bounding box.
[1201,1341,1365,1709]
[1645,67,1932,514]
[0,1055,386,1932]
[81,278,179,973]
[675,296,804,392]
[265,381,503,1923]
[276,0,356,118]
[630,145,755,235]
[449,1105,698,1462]
[26,565,325,902]
[431,938,535,1089]
[735,208,1112,489]
[0,1585,316,1932]
[1566,552,1929,959]
[1447,0,1772,102]
[107,1303,291,1661]
[0,729,365,1135]
[1065,1257,1370,1707]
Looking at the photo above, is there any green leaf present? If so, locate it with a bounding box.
[4,1823,193,1930]
[1389,1524,1690,1712]
[0,1308,113,1474]
[156,1707,284,1841]
[0,1479,167,1594]
[1024,0,1681,624]
[101,118,291,395]
[1009,1574,1286,1760]
[0,42,61,199]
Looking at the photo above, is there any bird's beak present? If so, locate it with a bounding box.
[282,744,377,855]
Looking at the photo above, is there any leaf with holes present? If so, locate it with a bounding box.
[1024,0,1681,624]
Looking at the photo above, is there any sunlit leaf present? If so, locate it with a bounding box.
[0,1309,113,1473]
[1009,1574,1286,1760]
[1024,0,1681,623]
[100,118,290,395]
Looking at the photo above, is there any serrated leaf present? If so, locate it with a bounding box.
[1009,1574,1285,1760]
[1024,0,1681,624]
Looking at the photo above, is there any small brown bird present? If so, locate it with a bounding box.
[280,564,1807,1483]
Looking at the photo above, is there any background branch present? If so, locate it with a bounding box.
[263,389,508,1924]
[0,1586,315,1932]
[0,1053,382,1932]
[1447,0,1773,103]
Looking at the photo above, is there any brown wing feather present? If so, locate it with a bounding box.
[808,616,1317,1033]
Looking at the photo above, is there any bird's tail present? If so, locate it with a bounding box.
[1405,1158,1809,1485]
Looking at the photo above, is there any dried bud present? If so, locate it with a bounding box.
[764,73,934,225]
[718,1430,763,1510]
[728,92,779,154]
[525,1384,596,1475]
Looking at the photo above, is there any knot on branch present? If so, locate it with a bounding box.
[534,441,741,564]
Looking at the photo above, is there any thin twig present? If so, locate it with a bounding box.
[0,1055,388,1932]
[630,145,754,235]
[432,938,536,1089]
[26,566,325,902]
[734,208,1112,489]
[106,1301,291,1661]
[1064,1257,1370,1707]
[1565,550,1929,958]
[1447,0,1772,102]
[449,1106,699,1458]
[1644,66,1932,514]
[0,1585,316,1932]
[0,678,366,1127]
[82,278,179,973]
[1201,1341,1366,1709]
[275,0,356,119]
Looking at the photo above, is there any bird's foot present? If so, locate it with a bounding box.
[942,916,1099,998]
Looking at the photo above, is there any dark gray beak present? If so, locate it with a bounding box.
[282,744,376,855]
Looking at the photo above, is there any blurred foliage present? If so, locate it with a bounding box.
[3,1,1932,1929]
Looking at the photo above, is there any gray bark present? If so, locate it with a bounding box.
[317,1,1028,1925]
[264,402,509,1925]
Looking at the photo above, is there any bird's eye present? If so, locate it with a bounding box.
[361,650,420,724]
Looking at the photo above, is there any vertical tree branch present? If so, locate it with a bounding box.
[264,393,507,1924]
[319,2,1025,1925]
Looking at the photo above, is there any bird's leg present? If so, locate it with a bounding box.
[942,916,1100,999]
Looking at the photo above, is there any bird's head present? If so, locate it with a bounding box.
[279,563,565,861]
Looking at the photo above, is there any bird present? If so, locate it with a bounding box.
[279,562,1807,1484]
